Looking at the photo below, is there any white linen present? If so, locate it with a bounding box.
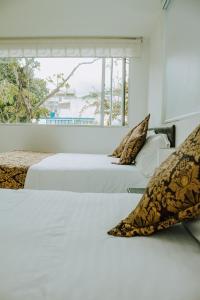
[0,189,200,300]
[184,218,200,242]
[25,153,149,192]
[136,134,170,178]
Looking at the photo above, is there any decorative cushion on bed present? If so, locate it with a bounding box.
[117,114,150,165]
[110,115,150,158]
[108,124,200,237]
[110,128,135,158]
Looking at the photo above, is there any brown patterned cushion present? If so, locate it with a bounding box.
[108,124,200,237]
[110,128,135,158]
[117,114,150,165]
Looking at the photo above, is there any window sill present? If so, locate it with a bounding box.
[0,123,129,129]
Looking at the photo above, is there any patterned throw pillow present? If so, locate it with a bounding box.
[110,114,150,158]
[117,114,150,165]
[108,124,200,237]
[110,128,134,158]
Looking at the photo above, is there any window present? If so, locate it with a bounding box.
[0,57,129,126]
[0,37,142,126]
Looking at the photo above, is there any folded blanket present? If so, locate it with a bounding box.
[0,151,53,189]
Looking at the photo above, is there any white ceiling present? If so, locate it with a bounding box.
[0,0,162,38]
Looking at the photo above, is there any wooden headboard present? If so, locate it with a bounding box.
[148,125,176,148]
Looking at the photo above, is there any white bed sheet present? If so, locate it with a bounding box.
[25,153,149,192]
[0,188,200,300]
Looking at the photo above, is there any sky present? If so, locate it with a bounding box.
[34,58,102,97]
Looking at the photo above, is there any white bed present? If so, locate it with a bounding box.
[24,133,170,192]
[0,188,200,300]
[25,153,149,192]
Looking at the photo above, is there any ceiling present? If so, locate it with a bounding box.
[0,0,162,38]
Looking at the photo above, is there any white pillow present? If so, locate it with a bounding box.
[184,218,200,242]
[135,134,170,178]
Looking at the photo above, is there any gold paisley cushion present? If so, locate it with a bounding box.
[117,133,147,165]
[110,114,150,158]
[117,114,150,165]
[110,128,134,158]
[108,123,200,237]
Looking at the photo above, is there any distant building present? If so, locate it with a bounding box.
[39,90,100,125]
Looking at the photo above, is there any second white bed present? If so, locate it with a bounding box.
[24,133,170,193]
[25,153,149,192]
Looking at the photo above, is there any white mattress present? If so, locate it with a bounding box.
[0,188,200,300]
[25,153,149,192]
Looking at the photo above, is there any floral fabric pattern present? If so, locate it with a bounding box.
[0,151,52,189]
[110,114,150,158]
[117,114,150,165]
[108,124,200,237]
[111,128,134,158]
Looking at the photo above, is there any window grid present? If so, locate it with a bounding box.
[0,57,129,126]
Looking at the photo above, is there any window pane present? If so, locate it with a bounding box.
[125,58,129,125]
[36,58,102,125]
[0,57,128,126]
[104,58,128,126]
[111,58,123,126]
[104,58,112,126]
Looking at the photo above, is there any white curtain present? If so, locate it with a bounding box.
[0,38,142,58]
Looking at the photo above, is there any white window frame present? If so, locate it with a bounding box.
[100,57,128,127]
[0,36,139,127]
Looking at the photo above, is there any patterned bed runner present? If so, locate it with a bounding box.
[0,151,53,189]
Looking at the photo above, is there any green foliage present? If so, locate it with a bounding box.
[0,58,49,123]
[80,82,128,126]
[0,57,128,125]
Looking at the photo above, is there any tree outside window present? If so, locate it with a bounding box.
[0,57,129,126]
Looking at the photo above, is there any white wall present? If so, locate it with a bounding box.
[147,16,164,127]
[163,0,200,122]
[148,0,200,146]
[0,0,155,153]
[0,41,149,153]
[0,125,127,153]
[0,0,161,38]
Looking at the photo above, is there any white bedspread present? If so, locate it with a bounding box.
[25,153,149,192]
[0,189,200,300]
